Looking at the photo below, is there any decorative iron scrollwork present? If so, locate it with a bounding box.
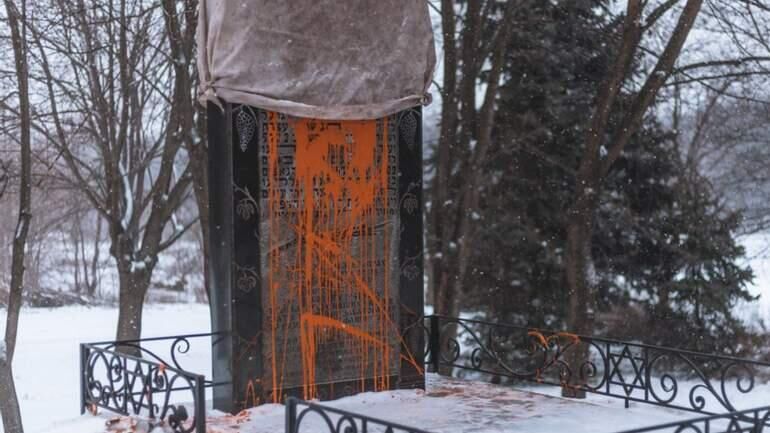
[425,315,770,415]
[80,333,217,433]
[286,397,434,433]
[617,405,770,433]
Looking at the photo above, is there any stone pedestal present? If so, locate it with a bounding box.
[207,103,424,412]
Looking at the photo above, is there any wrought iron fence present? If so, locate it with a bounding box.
[282,398,770,433]
[285,397,434,433]
[616,405,770,433]
[78,317,770,433]
[80,332,223,433]
[424,315,770,415]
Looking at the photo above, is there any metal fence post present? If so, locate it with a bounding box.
[195,375,206,433]
[79,344,89,415]
[428,316,441,373]
[285,397,298,433]
[147,369,155,420]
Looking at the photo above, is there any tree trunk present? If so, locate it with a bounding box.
[0,362,22,433]
[562,194,597,398]
[87,217,102,298]
[427,0,459,322]
[1,0,30,430]
[188,135,209,302]
[559,0,703,398]
[115,269,151,352]
[432,263,457,317]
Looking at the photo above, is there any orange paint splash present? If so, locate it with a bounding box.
[527,329,583,386]
[264,114,403,402]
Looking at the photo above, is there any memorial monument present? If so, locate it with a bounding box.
[197,0,436,412]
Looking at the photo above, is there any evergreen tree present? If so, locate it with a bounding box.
[456,0,755,354]
[598,144,755,353]
[462,0,610,328]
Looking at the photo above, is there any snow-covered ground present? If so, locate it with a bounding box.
[2,304,769,433]
[0,236,205,303]
[740,234,770,326]
[0,305,210,433]
[200,375,691,433]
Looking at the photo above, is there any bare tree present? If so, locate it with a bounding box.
[159,0,209,301]
[0,0,30,430]
[0,158,9,199]
[428,0,519,319]
[663,0,770,235]
[4,0,199,345]
[71,208,103,297]
[672,80,770,235]
[562,0,705,396]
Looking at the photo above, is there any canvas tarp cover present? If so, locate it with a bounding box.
[197,0,436,120]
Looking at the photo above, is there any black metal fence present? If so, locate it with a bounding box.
[616,405,770,433]
[282,402,770,433]
[424,315,770,415]
[78,316,770,433]
[80,332,223,433]
[285,397,435,433]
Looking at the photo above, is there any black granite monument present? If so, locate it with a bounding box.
[207,103,425,412]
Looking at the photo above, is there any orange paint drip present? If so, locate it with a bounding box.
[528,331,549,348]
[243,380,260,408]
[264,114,401,402]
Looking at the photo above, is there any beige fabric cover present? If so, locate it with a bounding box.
[197,0,436,120]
